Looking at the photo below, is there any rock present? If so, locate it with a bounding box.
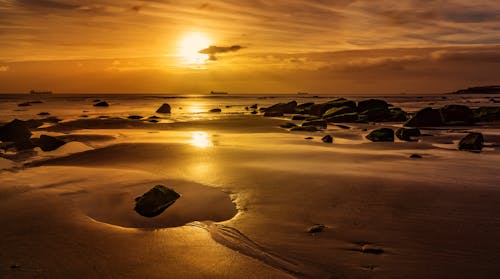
[322,106,356,119]
[280,122,297,129]
[127,115,143,120]
[40,116,61,123]
[38,112,50,116]
[306,116,321,121]
[410,154,422,158]
[149,115,160,119]
[307,224,326,233]
[250,104,258,109]
[292,115,308,120]
[388,108,408,122]
[361,245,384,255]
[302,120,327,129]
[0,119,32,143]
[395,128,421,141]
[209,108,222,113]
[304,137,314,140]
[335,124,350,129]
[33,135,66,151]
[134,185,180,217]
[440,105,474,125]
[265,101,297,114]
[93,99,101,102]
[295,102,315,114]
[93,101,109,107]
[251,110,258,114]
[156,103,171,113]
[458,132,484,152]
[14,139,36,150]
[404,107,443,127]
[473,107,500,122]
[80,115,89,118]
[366,128,394,142]
[17,102,31,107]
[310,98,356,116]
[325,112,359,123]
[357,99,389,113]
[358,107,392,122]
[24,119,44,129]
[290,126,318,132]
[149,119,159,123]
[225,105,231,108]
[264,111,284,117]
[321,135,333,143]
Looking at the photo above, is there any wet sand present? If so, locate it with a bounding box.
[1,95,500,278]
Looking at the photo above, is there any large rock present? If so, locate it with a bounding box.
[295,102,314,114]
[458,132,484,151]
[366,128,394,142]
[322,106,356,119]
[265,101,297,114]
[134,185,180,217]
[325,112,359,123]
[310,98,356,116]
[93,101,109,107]
[33,135,66,151]
[302,120,327,129]
[395,128,421,141]
[0,119,32,143]
[357,99,389,113]
[388,108,408,122]
[404,107,443,127]
[263,111,284,117]
[156,103,171,113]
[440,105,474,125]
[358,107,392,122]
[474,107,500,122]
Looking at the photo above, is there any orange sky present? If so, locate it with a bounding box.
[0,0,499,94]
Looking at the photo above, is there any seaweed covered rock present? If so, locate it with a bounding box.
[0,119,32,143]
[295,102,315,114]
[440,105,474,125]
[458,132,484,152]
[358,107,392,122]
[310,98,356,116]
[366,128,394,142]
[321,135,333,143]
[474,107,500,122]
[34,135,66,151]
[325,112,359,123]
[263,111,284,117]
[156,103,171,113]
[322,106,356,119]
[404,107,443,127]
[93,101,109,107]
[395,128,421,141]
[134,185,181,217]
[357,99,389,113]
[388,108,408,122]
[302,120,327,129]
[265,101,297,114]
[290,126,318,132]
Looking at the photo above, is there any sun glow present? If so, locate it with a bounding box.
[190,132,212,148]
[178,32,212,65]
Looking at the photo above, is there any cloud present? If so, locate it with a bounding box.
[17,0,80,10]
[0,66,9,72]
[198,45,244,61]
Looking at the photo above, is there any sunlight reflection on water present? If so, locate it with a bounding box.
[190,131,212,148]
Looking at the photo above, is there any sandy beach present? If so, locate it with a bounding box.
[1,94,500,278]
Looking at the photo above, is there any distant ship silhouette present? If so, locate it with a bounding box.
[210,91,228,95]
[30,90,53,95]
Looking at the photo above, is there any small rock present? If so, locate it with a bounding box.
[395,127,421,141]
[458,132,484,152]
[264,111,284,117]
[302,120,327,129]
[410,154,422,158]
[291,126,318,132]
[280,122,297,129]
[17,102,31,107]
[250,104,258,109]
[149,119,159,123]
[33,135,66,151]
[156,103,171,113]
[322,135,333,143]
[251,110,258,114]
[209,108,222,113]
[307,224,326,233]
[366,128,394,142]
[127,115,143,120]
[361,245,384,255]
[10,264,21,269]
[134,185,180,217]
[304,137,313,140]
[38,112,50,116]
[93,101,109,107]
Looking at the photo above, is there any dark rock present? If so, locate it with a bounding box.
[40,116,61,123]
[0,119,32,142]
[335,124,350,129]
[473,107,500,122]
[250,104,258,109]
[93,101,109,107]
[302,120,327,129]
[325,112,359,123]
[265,101,297,114]
[310,98,356,116]
[209,108,222,113]
[358,107,392,122]
[292,115,308,120]
[225,106,231,108]
[80,115,89,118]
[38,112,50,116]
[304,137,314,140]
[321,135,333,143]
[33,135,66,151]
[440,105,474,125]
[149,115,160,119]
[251,110,258,114]
[127,115,143,120]
[93,99,101,102]
[24,119,44,129]
[149,119,159,123]
[458,132,483,152]
[295,102,315,114]
[18,102,31,107]
[396,128,421,141]
[306,116,321,121]
[410,154,422,158]
[291,126,318,132]
[307,224,326,233]
[366,128,394,142]
[323,106,356,119]
[280,122,297,129]
[357,99,389,113]
[134,185,180,217]
[361,245,384,254]
[264,111,284,117]
[156,103,171,113]
[404,107,443,127]
[388,108,408,122]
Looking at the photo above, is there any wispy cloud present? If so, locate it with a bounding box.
[199,45,244,60]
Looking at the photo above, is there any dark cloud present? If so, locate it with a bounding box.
[17,0,80,10]
[198,45,244,61]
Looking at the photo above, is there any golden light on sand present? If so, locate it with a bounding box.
[178,32,212,65]
[190,131,212,148]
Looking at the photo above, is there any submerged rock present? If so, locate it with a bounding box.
[33,135,66,151]
[17,102,31,107]
[38,112,50,116]
[458,132,484,152]
[134,185,181,217]
[156,103,171,113]
[93,101,109,107]
[321,135,333,143]
[250,104,258,109]
[395,128,421,141]
[366,128,394,142]
[361,245,384,255]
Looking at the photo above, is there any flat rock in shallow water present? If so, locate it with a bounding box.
[366,128,394,142]
[396,128,421,141]
[209,108,222,113]
[458,132,484,152]
[156,103,171,113]
[322,135,333,143]
[134,185,180,217]
[93,101,109,107]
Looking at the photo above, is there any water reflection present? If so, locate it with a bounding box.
[190,132,212,148]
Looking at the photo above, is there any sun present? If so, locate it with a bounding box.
[178,32,212,65]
